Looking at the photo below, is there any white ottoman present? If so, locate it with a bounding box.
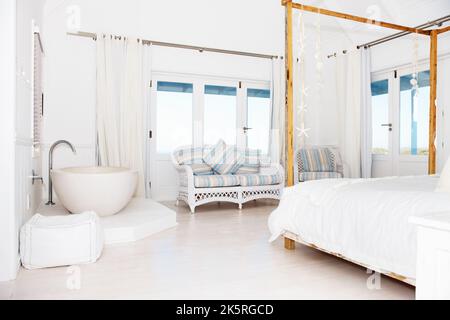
[20,212,104,270]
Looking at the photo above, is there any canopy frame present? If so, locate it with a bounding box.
[282,0,450,185]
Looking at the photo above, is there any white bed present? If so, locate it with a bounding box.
[268,175,450,283]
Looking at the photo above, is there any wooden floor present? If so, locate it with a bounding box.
[0,201,415,300]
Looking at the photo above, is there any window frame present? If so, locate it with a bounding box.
[202,78,240,148]
[241,82,272,155]
[154,80,195,154]
[371,62,431,165]
[148,71,271,156]
[371,71,395,161]
[396,67,431,162]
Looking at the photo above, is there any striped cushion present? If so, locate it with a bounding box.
[235,148,260,174]
[238,174,282,187]
[297,148,337,173]
[235,165,259,175]
[299,172,343,182]
[259,155,272,168]
[235,148,272,174]
[174,147,205,165]
[194,175,240,188]
[204,140,244,175]
[189,163,213,176]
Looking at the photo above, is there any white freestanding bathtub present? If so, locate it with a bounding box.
[51,167,138,217]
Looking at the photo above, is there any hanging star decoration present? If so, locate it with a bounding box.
[297,103,308,116]
[302,86,309,97]
[411,34,420,95]
[295,10,311,145]
[296,13,306,62]
[297,123,311,138]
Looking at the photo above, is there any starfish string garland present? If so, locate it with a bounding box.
[297,123,311,138]
[302,86,309,97]
[295,9,310,146]
[297,103,308,115]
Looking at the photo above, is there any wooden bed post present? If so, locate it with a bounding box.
[285,0,295,187]
[428,29,438,175]
[284,237,296,250]
[283,1,295,249]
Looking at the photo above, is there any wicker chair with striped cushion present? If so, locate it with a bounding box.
[294,146,344,183]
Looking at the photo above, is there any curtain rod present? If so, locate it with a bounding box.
[359,15,450,49]
[67,31,280,60]
[327,15,450,59]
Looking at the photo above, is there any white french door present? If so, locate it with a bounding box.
[147,73,270,200]
[242,83,272,155]
[371,65,430,177]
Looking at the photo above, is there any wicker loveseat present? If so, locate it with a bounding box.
[172,141,284,213]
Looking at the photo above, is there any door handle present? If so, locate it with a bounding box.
[381,123,393,131]
[243,127,253,133]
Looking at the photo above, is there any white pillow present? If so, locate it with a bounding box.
[436,157,450,192]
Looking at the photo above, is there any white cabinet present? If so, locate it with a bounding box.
[410,213,450,300]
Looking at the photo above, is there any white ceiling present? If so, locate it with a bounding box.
[43,0,450,49]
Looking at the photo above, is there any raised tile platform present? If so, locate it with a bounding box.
[37,198,177,245]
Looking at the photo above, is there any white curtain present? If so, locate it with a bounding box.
[96,35,147,196]
[269,57,286,167]
[336,48,372,178]
[360,49,373,178]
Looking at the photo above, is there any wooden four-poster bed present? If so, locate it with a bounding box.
[274,0,450,285]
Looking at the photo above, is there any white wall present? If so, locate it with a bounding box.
[41,0,450,199]
[436,53,450,171]
[41,0,286,195]
[0,0,18,282]
[0,0,45,282]
[16,0,46,223]
[41,0,350,188]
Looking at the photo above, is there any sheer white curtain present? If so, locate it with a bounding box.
[96,35,147,196]
[336,48,372,178]
[269,58,286,167]
[360,49,373,178]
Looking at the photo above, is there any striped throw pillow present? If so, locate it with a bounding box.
[235,148,261,174]
[190,163,214,176]
[204,140,244,175]
[175,147,205,165]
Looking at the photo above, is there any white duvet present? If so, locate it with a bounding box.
[268,175,450,279]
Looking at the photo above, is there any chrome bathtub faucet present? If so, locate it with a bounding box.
[46,140,77,206]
